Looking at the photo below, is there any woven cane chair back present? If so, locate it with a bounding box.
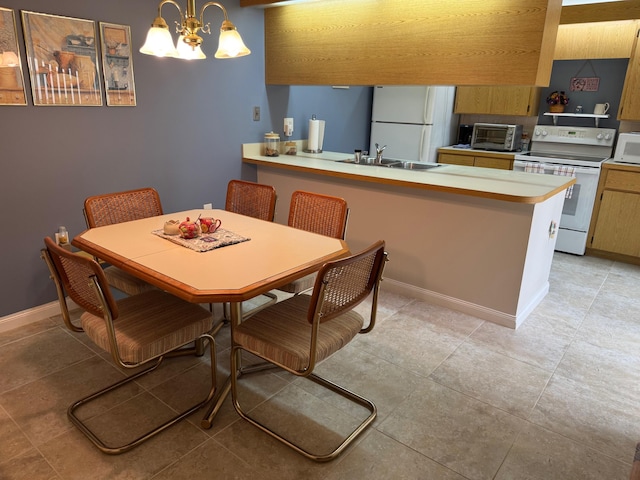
[288,190,348,239]
[84,187,163,228]
[225,180,276,221]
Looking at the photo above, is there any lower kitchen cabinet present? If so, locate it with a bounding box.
[587,163,640,262]
[438,149,514,170]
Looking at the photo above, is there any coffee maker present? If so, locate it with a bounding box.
[457,124,473,146]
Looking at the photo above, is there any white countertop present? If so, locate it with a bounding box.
[242,143,574,204]
[438,146,518,157]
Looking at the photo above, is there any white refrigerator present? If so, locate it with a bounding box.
[369,86,457,163]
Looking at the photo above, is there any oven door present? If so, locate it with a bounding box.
[513,160,600,232]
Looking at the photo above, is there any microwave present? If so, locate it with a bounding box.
[613,132,640,165]
[471,123,523,152]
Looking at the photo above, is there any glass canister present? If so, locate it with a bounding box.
[284,141,297,155]
[264,131,280,157]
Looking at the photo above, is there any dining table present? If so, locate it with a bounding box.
[72,208,350,427]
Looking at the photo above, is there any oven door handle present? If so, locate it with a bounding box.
[513,161,600,175]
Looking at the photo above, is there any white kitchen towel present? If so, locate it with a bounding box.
[525,162,545,174]
[553,165,576,199]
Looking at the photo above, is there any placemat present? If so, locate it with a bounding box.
[152,228,250,252]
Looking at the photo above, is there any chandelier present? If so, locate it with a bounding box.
[140,0,251,60]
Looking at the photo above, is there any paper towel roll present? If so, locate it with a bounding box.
[318,120,325,151]
[308,118,320,152]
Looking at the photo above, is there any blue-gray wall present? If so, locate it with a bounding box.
[537,59,628,129]
[0,0,372,317]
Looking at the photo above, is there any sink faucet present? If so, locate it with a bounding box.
[375,143,387,162]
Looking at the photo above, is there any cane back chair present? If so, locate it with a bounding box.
[41,237,217,455]
[277,190,349,295]
[225,179,277,222]
[83,187,163,296]
[230,240,387,462]
[224,179,278,319]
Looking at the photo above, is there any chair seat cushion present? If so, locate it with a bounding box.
[276,273,316,294]
[233,294,364,372]
[81,290,212,364]
[104,265,156,296]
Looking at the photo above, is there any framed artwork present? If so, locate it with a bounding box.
[21,10,102,106]
[0,7,27,105]
[99,22,136,106]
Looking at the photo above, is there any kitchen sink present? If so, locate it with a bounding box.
[388,161,441,170]
[336,158,400,166]
[337,158,441,170]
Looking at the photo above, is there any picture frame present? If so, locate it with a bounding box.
[0,7,27,105]
[99,22,136,106]
[21,10,102,106]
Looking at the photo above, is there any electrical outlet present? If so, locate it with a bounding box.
[253,106,260,121]
[203,203,212,209]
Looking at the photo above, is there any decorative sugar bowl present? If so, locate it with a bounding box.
[264,131,280,157]
[163,219,181,235]
[178,217,201,239]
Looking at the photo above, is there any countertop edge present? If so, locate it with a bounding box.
[242,155,574,204]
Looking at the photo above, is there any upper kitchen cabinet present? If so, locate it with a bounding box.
[454,86,541,116]
[619,28,640,121]
[554,20,639,60]
[262,0,562,86]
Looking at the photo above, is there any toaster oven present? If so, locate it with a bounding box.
[471,123,523,152]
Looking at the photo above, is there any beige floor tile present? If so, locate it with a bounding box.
[429,342,552,418]
[352,305,478,377]
[150,437,260,479]
[529,374,640,462]
[470,311,575,371]
[0,448,61,480]
[0,355,142,447]
[324,429,467,480]
[212,419,334,480]
[0,327,94,393]
[377,379,527,480]
[555,339,640,403]
[0,317,57,347]
[576,308,640,356]
[495,422,631,480]
[0,406,33,463]
[300,345,424,421]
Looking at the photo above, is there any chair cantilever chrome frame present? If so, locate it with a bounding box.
[230,240,388,462]
[42,237,217,455]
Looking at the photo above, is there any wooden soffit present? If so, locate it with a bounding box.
[560,0,640,24]
[264,0,562,86]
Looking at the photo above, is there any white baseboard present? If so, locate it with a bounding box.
[0,299,78,334]
[382,278,527,329]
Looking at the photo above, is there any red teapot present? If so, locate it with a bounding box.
[178,217,200,239]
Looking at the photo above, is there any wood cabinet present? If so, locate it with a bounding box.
[438,150,514,170]
[618,28,640,121]
[554,21,638,60]
[587,163,640,263]
[454,86,541,116]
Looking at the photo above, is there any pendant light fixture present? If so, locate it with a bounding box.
[140,0,251,60]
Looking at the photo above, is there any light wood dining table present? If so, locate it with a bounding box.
[72,208,350,427]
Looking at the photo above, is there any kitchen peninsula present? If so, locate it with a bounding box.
[242,143,574,328]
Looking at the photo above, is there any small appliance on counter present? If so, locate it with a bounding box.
[612,132,640,165]
[457,124,473,146]
[471,123,523,152]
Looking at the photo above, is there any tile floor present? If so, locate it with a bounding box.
[1,252,639,479]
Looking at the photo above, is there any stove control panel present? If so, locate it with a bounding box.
[533,126,616,147]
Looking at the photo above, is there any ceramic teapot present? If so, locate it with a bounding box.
[178,217,200,239]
